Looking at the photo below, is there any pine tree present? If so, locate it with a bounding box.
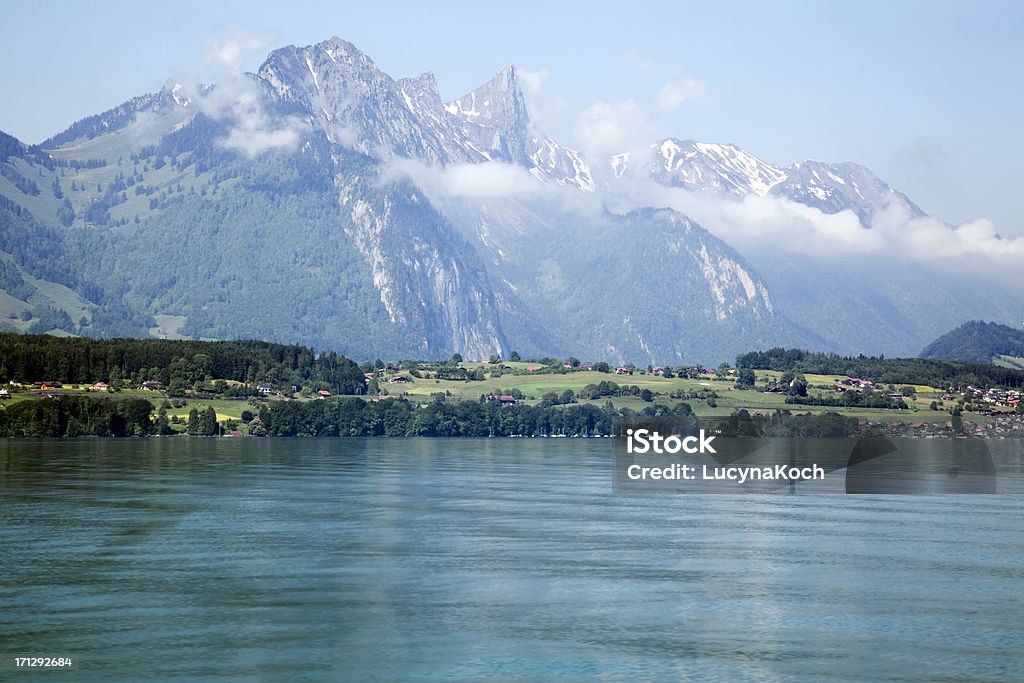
[186,407,199,435]
[201,406,217,436]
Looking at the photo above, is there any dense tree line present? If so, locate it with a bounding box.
[0,130,55,168]
[709,410,862,438]
[0,333,366,394]
[0,393,877,440]
[577,381,649,400]
[0,396,154,437]
[0,163,39,196]
[255,397,698,438]
[0,259,36,301]
[186,406,219,436]
[783,393,908,410]
[736,347,1024,389]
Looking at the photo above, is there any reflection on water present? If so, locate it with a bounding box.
[1,438,1022,680]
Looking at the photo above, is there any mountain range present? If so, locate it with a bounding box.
[0,36,1019,363]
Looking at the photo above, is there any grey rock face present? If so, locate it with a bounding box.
[771,160,924,225]
[635,137,922,225]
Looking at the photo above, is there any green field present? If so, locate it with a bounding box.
[148,314,188,340]
[0,251,94,326]
[375,366,958,422]
[0,360,981,429]
[1,386,256,424]
[802,374,942,394]
[397,369,705,399]
[995,355,1024,371]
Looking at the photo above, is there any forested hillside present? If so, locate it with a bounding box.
[736,347,1024,389]
[0,333,365,394]
[920,321,1024,364]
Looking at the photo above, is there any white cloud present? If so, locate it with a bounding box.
[517,67,549,96]
[573,99,653,159]
[512,66,572,135]
[161,29,306,158]
[598,155,1024,281]
[637,184,1024,282]
[202,29,274,71]
[655,77,706,111]
[219,111,304,158]
[872,204,1024,264]
[383,159,543,199]
[189,77,306,158]
[439,162,543,199]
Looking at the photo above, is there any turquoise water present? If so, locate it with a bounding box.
[1,438,1022,681]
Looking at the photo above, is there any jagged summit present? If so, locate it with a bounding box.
[444,64,531,164]
[258,37,474,163]
[441,65,594,190]
[633,137,923,224]
[397,72,443,109]
[651,138,787,197]
[772,159,924,224]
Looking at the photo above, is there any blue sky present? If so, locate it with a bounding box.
[4,0,1021,234]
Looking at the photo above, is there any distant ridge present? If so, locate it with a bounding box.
[920,320,1024,364]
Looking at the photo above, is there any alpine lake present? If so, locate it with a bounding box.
[1,437,1022,681]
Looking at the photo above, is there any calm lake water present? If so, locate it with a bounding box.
[1,438,1022,681]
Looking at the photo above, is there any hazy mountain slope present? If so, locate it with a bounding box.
[736,251,1024,358]
[435,193,791,363]
[3,109,514,358]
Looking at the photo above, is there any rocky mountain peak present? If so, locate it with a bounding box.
[650,138,787,198]
[776,159,925,224]
[396,72,444,114]
[257,38,469,164]
[640,138,924,225]
[443,65,531,164]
